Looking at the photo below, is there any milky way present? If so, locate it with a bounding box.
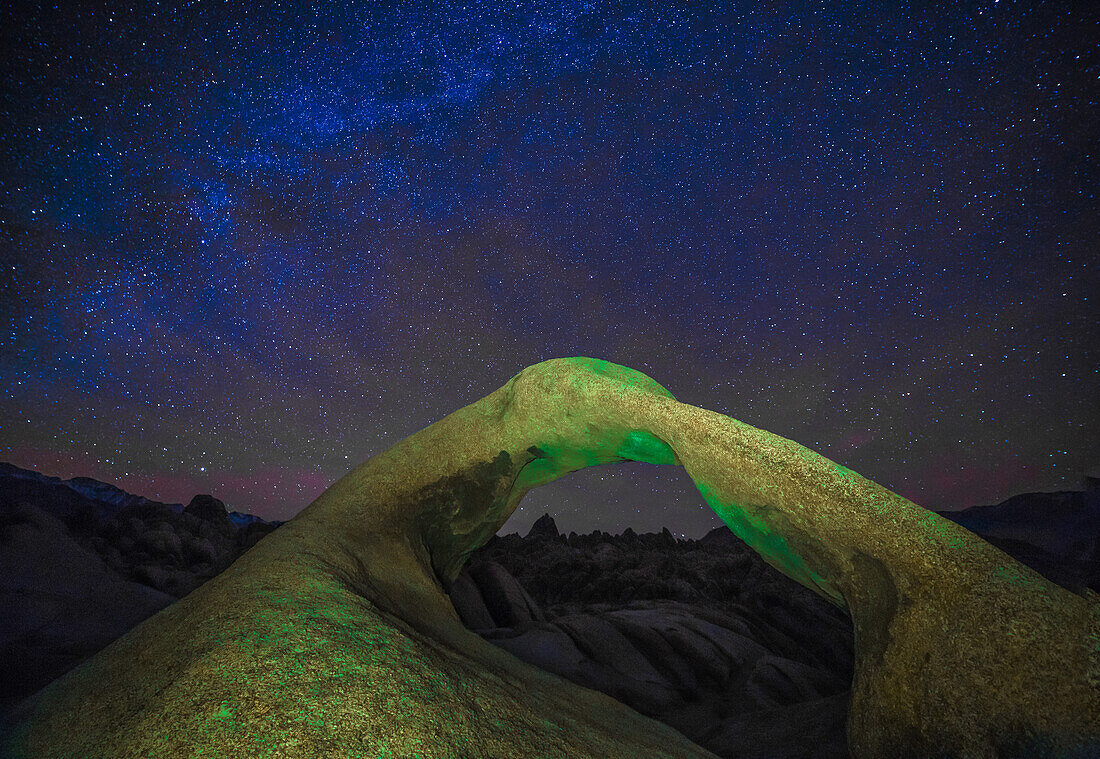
[2,1,1096,535]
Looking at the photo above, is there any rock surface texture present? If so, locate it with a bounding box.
[4,358,1098,757]
[452,530,856,758]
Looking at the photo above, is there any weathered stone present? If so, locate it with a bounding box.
[526,513,560,539]
[4,358,1097,758]
[182,494,229,524]
[0,505,174,715]
[466,560,545,626]
[705,692,850,759]
[447,569,496,630]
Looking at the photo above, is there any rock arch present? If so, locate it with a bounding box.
[5,358,1098,757]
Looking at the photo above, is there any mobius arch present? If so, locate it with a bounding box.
[6,358,1097,758]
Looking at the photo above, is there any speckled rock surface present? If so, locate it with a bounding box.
[4,358,1098,757]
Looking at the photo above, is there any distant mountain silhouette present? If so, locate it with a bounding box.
[937,489,1100,594]
[0,462,264,527]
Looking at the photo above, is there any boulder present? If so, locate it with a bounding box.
[0,504,173,714]
[466,561,545,626]
[183,494,230,525]
[448,570,496,630]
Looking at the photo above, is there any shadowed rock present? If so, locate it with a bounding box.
[183,494,231,526]
[4,358,1097,757]
[527,512,560,539]
[466,561,545,627]
[0,504,174,714]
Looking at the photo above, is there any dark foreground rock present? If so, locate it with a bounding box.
[0,504,174,713]
[0,463,281,714]
[451,527,854,758]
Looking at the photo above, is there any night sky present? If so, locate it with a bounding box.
[2,1,1096,537]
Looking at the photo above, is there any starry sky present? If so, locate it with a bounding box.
[2,0,1097,537]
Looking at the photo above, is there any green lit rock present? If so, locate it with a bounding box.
[5,358,1098,758]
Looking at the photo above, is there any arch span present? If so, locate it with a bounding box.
[6,358,1098,758]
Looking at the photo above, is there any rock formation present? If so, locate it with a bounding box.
[451,526,856,758]
[526,512,561,539]
[0,504,175,714]
[4,358,1098,757]
[182,493,232,526]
